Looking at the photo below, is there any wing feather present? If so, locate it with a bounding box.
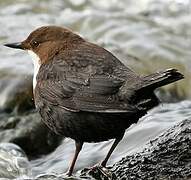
[35,43,138,113]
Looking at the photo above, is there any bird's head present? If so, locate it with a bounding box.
[4,26,83,64]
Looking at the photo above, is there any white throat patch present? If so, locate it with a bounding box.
[28,50,40,89]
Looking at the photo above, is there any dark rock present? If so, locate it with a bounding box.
[111,119,191,180]
[82,119,191,180]
[0,112,62,159]
[0,73,34,114]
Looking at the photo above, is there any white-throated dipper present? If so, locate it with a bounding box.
[4,26,184,176]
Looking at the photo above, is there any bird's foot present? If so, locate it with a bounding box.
[62,170,72,177]
[59,172,79,179]
[81,164,116,180]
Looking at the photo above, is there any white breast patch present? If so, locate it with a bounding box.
[28,50,40,89]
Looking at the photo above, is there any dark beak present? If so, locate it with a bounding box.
[4,42,24,50]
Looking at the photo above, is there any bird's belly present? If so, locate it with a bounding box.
[39,106,143,143]
[59,112,127,142]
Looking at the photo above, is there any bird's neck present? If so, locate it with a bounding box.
[28,50,41,89]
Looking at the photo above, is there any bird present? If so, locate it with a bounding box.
[4,25,184,176]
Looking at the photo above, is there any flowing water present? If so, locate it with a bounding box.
[0,0,191,179]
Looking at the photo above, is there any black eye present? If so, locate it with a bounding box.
[31,41,39,48]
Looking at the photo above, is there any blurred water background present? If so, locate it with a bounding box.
[0,0,191,179]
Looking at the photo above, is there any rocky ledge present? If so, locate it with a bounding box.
[83,118,191,180]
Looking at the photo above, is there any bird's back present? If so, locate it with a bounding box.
[34,39,183,140]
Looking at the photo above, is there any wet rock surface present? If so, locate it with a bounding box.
[0,112,62,158]
[83,118,191,180]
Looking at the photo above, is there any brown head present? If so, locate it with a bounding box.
[4,26,84,64]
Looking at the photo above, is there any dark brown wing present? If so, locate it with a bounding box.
[35,42,139,113]
[36,76,125,112]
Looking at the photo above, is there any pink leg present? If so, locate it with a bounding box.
[67,141,83,176]
[101,135,123,167]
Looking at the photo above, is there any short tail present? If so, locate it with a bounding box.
[139,68,184,91]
